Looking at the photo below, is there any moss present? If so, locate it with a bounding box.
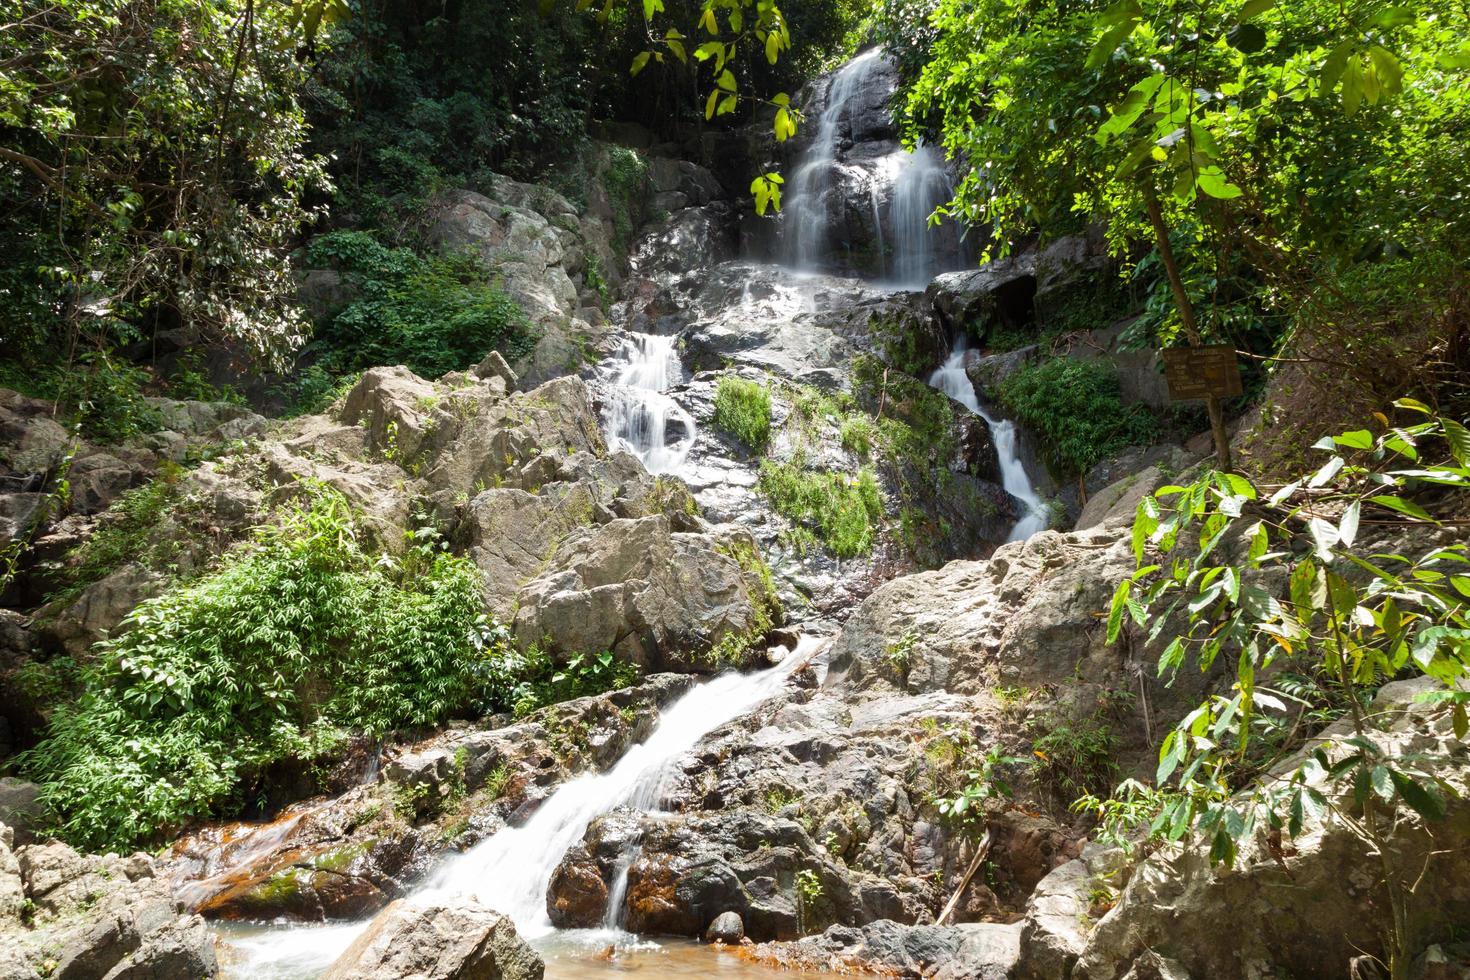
[309,839,374,874]
[713,376,772,452]
[996,357,1160,475]
[602,146,651,254]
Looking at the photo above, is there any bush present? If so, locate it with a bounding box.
[996,357,1159,475]
[713,377,773,451]
[304,231,537,381]
[21,489,498,851]
[758,459,883,558]
[46,466,185,605]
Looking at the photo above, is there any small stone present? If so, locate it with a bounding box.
[706,911,745,945]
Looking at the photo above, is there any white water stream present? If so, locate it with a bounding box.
[221,639,818,977]
[602,332,696,474]
[929,342,1048,541]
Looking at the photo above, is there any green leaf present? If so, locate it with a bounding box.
[1338,501,1361,548]
[1443,420,1470,466]
[1368,495,1435,522]
[717,69,737,92]
[631,51,652,76]
[1334,429,1374,450]
[1107,579,1130,644]
[1389,769,1447,821]
[1238,0,1274,20]
[641,0,664,22]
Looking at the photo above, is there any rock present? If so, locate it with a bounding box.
[143,398,267,442]
[967,345,1041,392]
[706,910,745,944]
[0,780,42,845]
[0,391,73,476]
[42,563,165,657]
[1017,858,1091,980]
[751,919,1022,979]
[0,493,47,549]
[1074,679,1470,979]
[631,205,739,282]
[0,828,22,921]
[1,840,216,980]
[324,899,544,980]
[929,255,1039,341]
[67,452,141,513]
[1415,944,1470,980]
[472,350,519,391]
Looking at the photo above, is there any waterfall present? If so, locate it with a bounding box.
[888,143,955,288]
[929,343,1048,542]
[222,639,819,977]
[602,332,696,474]
[782,47,885,271]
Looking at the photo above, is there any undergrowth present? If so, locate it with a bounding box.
[758,457,882,558]
[996,357,1159,475]
[713,376,772,452]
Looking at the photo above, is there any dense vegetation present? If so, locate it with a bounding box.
[880,0,1469,470]
[19,487,639,851]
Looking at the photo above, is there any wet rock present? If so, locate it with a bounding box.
[967,345,1041,393]
[546,844,609,928]
[324,898,543,980]
[706,910,745,944]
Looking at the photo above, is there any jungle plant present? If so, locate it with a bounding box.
[1094,402,1470,979]
[935,745,1025,828]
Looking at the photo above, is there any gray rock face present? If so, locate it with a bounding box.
[425,177,616,387]
[324,899,543,980]
[0,781,41,845]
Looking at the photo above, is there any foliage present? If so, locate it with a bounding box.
[888,0,1470,426]
[20,488,499,851]
[303,231,536,381]
[935,745,1024,826]
[1097,403,1470,977]
[758,457,883,558]
[474,644,642,721]
[0,0,329,370]
[1030,694,1127,800]
[602,147,652,254]
[713,376,773,451]
[996,357,1159,475]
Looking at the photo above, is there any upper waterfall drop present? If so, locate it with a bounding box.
[929,342,1049,542]
[779,46,966,286]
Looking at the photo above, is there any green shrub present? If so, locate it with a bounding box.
[996,357,1159,475]
[304,231,537,381]
[21,488,499,851]
[758,459,883,558]
[713,376,773,451]
[6,354,164,443]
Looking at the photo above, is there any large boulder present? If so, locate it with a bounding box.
[324,899,543,980]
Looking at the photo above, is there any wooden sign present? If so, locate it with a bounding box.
[1162,345,1243,402]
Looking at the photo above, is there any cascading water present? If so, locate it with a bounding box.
[221,639,820,977]
[929,342,1048,541]
[602,332,696,474]
[783,47,885,271]
[888,143,956,288]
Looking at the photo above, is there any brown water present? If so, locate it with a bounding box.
[215,923,828,979]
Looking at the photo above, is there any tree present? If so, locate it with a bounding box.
[0,0,337,369]
[887,0,1470,461]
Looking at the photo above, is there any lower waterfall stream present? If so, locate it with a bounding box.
[217,641,823,977]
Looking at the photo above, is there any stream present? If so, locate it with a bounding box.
[210,45,1047,978]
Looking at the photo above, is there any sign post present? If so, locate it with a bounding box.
[1162,345,1241,471]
